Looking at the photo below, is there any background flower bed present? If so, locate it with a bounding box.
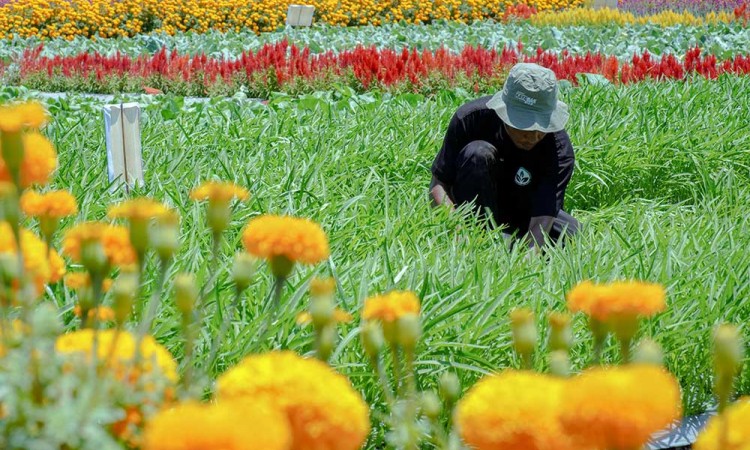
[617,0,745,17]
[0,0,574,40]
[1,0,747,41]
[5,42,749,97]
[2,21,750,61]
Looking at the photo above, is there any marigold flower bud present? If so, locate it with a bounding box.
[549,350,570,378]
[316,324,336,362]
[713,324,743,376]
[438,372,461,404]
[396,313,422,352]
[310,294,335,329]
[633,339,664,366]
[80,240,108,277]
[231,253,257,292]
[713,324,743,412]
[152,211,180,262]
[207,201,231,236]
[421,390,442,419]
[112,271,139,324]
[31,303,62,337]
[510,308,537,362]
[310,277,336,297]
[361,321,384,360]
[174,273,198,318]
[548,311,572,352]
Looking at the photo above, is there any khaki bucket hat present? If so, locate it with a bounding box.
[486,63,569,133]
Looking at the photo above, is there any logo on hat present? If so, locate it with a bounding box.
[515,167,531,186]
[514,91,537,106]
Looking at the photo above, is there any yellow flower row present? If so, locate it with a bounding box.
[0,0,584,40]
[530,6,736,27]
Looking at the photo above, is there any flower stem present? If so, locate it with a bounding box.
[404,349,418,398]
[137,259,170,339]
[371,354,395,409]
[206,286,243,372]
[619,336,632,364]
[255,276,285,350]
[592,334,605,366]
[179,317,197,400]
[391,346,402,398]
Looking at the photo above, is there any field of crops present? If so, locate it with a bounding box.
[1,1,749,449]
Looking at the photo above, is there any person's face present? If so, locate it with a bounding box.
[504,123,547,151]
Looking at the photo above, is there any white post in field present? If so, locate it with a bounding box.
[103,103,143,193]
[286,5,315,26]
[592,0,618,9]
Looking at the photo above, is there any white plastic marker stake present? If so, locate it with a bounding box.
[103,103,144,193]
[592,0,617,9]
[286,4,315,26]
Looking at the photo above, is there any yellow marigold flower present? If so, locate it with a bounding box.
[560,364,681,450]
[143,400,292,450]
[63,222,137,267]
[455,369,573,450]
[107,197,170,221]
[241,215,330,265]
[566,280,666,321]
[20,189,78,218]
[189,181,249,203]
[694,397,750,450]
[55,329,178,383]
[216,351,370,450]
[0,101,48,131]
[0,132,57,187]
[296,308,352,326]
[73,305,116,322]
[362,290,420,322]
[0,109,23,134]
[13,102,49,129]
[0,221,66,291]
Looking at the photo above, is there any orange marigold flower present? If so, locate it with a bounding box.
[0,132,57,187]
[0,221,66,292]
[560,364,681,450]
[20,189,78,218]
[143,400,292,450]
[189,181,249,203]
[65,272,113,292]
[73,305,116,322]
[296,308,352,326]
[566,280,666,321]
[455,369,574,450]
[216,351,370,450]
[241,215,330,265]
[694,397,750,450]
[55,329,178,383]
[362,290,420,322]
[63,222,137,266]
[107,197,170,221]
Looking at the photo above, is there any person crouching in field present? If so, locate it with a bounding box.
[429,63,580,252]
